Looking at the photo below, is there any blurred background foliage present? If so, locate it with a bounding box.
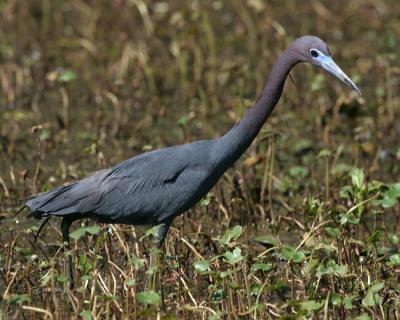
[0,0,399,319]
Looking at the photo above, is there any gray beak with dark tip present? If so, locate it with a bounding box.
[321,56,361,95]
[310,49,361,95]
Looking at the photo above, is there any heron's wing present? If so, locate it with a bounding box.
[91,147,191,222]
[27,169,110,218]
[26,145,191,222]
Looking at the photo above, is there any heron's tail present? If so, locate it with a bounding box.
[15,204,27,216]
[26,184,74,219]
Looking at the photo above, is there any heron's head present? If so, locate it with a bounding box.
[290,35,361,95]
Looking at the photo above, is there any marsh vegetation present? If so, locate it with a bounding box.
[1,1,399,319]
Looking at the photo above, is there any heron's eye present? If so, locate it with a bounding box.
[310,49,319,58]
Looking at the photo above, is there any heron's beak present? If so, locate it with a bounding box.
[321,56,361,95]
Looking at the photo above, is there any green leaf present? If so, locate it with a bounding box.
[5,294,31,305]
[211,288,226,301]
[362,282,384,307]
[70,226,101,240]
[293,139,312,154]
[374,197,398,209]
[130,253,145,271]
[104,295,119,302]
[351,168,364,190]
[248,303,265,313]
[368,180,384,192]
[250,284,261,296]
[314,242,337,253]
[331,292,342,306]
[331,163,352,176]
[318,149,331,158]
[311,74,324,91]
[219,225,243,246]
[325,227,340,237]
[140,225,162,241]
[339,185,353,199]
[367,229,382,244]
[340,213,360,225]
[375,86,385,97]
[39,129,51,141]
[380,197,398,208]
[86,225,101,235]
[69,227,88,240]
[136,290,161,305]
[253,235,279,247]
[40,272,52,286]
[177,115,188,126]
[389,233,400,244]
[387,254,400,266]
[316,260,348,277]
[125,279,136,287]
[386,183,400,198]
[343,295,356,309]
[223,247,244,265]
[299,300,324,311]
[375,183,400,208]
[194,260,210,273]
[289,166,309,178]
[332,264,348,276]
[200,196,211,206]
[305,197,323,216]
[80,275,92,282]
[250,263,273,273]
[58,69,77,82]
[79,311,93,320]
[281,245,305,263]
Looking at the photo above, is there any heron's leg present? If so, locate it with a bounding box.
[154,221,172,248]
[61,217,74,290]
[147,220,172,290]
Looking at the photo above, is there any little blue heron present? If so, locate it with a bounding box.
[26,36,360,289]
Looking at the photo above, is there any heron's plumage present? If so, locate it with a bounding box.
[27,139,220,225]
[27,35,360,228]
[25,35,361,289]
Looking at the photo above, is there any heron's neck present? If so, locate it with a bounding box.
[214,48,298,168]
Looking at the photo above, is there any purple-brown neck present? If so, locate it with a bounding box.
[213,47,299,169]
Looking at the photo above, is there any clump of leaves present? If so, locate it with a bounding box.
[374,183,400,208]
[362,282,385,307]
[280,245,306,263]
[70,225,101,240]
[218,225,243,247]
[136,290,161,305]
[4,294,31,306]
[316,260,348,277]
